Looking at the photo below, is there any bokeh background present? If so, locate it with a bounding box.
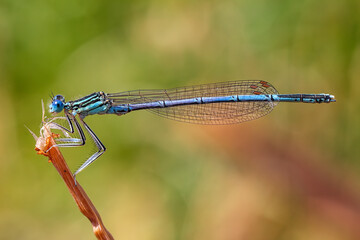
[1,0,359,239]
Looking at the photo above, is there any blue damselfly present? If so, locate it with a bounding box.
[48,80,335,178]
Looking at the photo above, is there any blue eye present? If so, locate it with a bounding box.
[49,95,65,113]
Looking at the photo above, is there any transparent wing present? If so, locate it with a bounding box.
[107,80,279,124]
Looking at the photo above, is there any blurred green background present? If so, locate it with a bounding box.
[0,0,359,239]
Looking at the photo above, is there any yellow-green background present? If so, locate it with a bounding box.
[1,0,359,239]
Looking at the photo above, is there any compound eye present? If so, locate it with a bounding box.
[49,98,64,113]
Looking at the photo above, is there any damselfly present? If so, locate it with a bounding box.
[48,80,335,178]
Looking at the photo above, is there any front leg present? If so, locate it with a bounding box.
[47,113,75,134]
[45,114,86,152]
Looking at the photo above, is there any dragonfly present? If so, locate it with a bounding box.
[48,80,335,178]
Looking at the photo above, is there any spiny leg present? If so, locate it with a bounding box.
[73,117,106,181]
[47,113,75,134]
[51,116,84,144]
[55,115,86,146]
[45,114,86,152]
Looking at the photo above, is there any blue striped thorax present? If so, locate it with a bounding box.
[49,92,112,117]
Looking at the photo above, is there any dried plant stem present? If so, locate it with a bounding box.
[37,135,114,240]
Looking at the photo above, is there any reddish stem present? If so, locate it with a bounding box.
[36,135,114,240]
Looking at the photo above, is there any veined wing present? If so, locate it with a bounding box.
[107,80,279,124]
